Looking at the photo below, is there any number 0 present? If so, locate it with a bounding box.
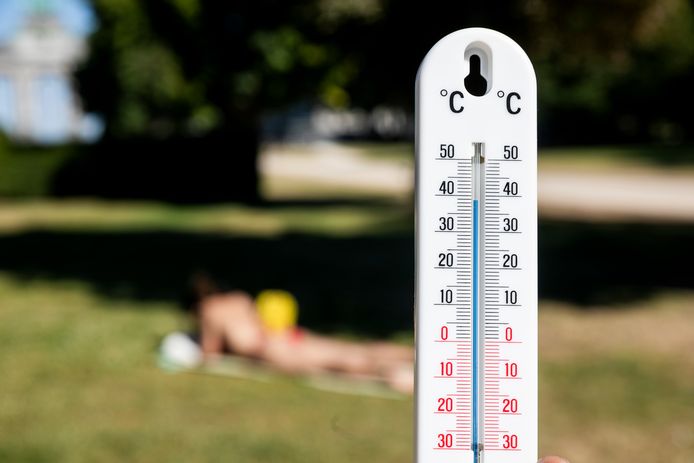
[440,326,448,340]
[504,362,518,377]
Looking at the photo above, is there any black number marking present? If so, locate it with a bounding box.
[438,217,454,231]
[503,254,518,268]
[503,218,518,231]
[439,144,455,158]
[503,145,519,159]
[503,182,519,196]
[439,181,454,195]
[438,253,453,267]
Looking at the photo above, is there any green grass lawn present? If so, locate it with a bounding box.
[0,275,691,463]
[0,199,410,237]
[0,276,412,463]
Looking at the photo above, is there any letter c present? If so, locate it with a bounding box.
[449,91,464,113]
[506,92,521,114]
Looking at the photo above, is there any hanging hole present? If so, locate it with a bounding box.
[464,42,492,97]
[464,55,487,96]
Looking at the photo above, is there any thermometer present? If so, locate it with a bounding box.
[415,28,537,463]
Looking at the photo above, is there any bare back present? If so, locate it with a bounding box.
[198,293,265,357]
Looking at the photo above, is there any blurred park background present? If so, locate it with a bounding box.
[0,0,693,462]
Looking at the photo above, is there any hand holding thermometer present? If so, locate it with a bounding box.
[415,28,538,463]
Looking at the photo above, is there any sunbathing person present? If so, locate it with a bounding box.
[173,275,414,393]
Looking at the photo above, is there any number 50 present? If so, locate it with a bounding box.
[503,145,519,159]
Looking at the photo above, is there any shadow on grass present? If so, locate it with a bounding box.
[0,230,414,336]
[0,220,691,334]
[539,220,694,304]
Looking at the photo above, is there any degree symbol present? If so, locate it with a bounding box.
[497,90,505,98]
[440,89,448,97]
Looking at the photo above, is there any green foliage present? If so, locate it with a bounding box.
[77,0,694,144]
[78,1,374,139]
[528,0,694,142]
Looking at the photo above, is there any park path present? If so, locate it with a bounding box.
[538,168,694,222]
[261,143,694,223]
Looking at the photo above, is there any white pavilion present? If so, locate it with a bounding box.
[0,0,99,144]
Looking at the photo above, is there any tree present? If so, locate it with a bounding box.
[74,0,382,201]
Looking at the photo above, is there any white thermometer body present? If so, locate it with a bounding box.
[415,28,537,463]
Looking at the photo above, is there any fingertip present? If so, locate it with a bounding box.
[538,457,569,463]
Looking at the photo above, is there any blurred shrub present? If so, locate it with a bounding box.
[0,135,77,197]
[529,0,694,144]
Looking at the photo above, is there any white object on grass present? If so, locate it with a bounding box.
[159,331,203,369]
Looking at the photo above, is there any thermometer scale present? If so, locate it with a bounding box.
[415,28,537,463]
